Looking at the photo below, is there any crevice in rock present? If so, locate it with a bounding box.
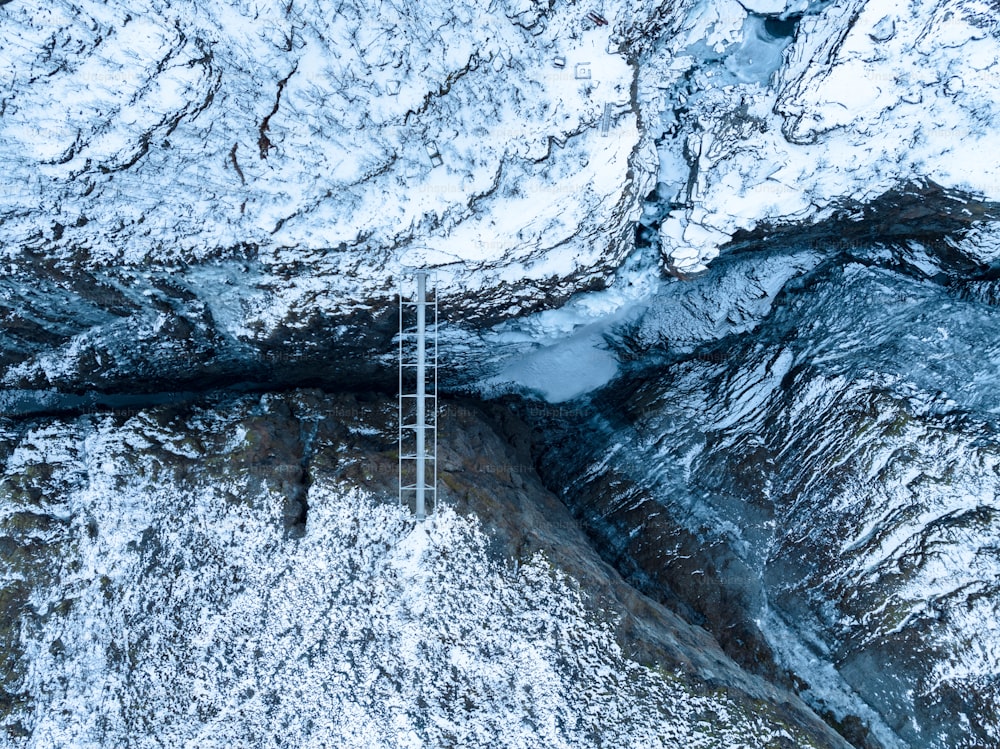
[229,143,246,185]
[762,14,800,40]
[718,179,1000,267]
[258,65,297,159]
[284,411,319,539]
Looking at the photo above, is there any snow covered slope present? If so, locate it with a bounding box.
[0,391,849,747]
[0,0,682,394]
[532,240,1000,749]
[638,0,1000,273]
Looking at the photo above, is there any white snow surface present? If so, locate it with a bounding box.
[5,411,830,749]
[0,0,658,322]
[475,246,662,402]
[640,0,1000,273]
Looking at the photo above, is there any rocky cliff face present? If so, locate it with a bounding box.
[527,236,1000,749]
[0,0,677,393]
[0,391,850,747]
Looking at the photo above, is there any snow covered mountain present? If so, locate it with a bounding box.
[0,0,671,393]
[3,0,1000,746]
[0,392,849,747]
[639,0,1000,275]
[530,237,1000,748]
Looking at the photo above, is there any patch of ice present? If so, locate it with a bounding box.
[474,246,663,402]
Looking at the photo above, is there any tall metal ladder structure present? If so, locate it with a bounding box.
[398,270,438,521]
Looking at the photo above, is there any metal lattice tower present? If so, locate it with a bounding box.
[398,270,438,521]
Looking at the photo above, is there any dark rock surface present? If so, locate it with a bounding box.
[523,239,1000,749]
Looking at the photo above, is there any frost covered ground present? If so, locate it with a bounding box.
[639,0,1000,273]
[0,394,847,748]
[467,0,1000,402]
[4,0,998,399]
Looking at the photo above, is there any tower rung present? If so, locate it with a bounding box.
[398,269,439,521]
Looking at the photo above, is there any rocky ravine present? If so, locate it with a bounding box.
[4,0,1000,747]
[525,235,1000,749]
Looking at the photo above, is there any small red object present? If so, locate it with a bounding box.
[587,12,608,26]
